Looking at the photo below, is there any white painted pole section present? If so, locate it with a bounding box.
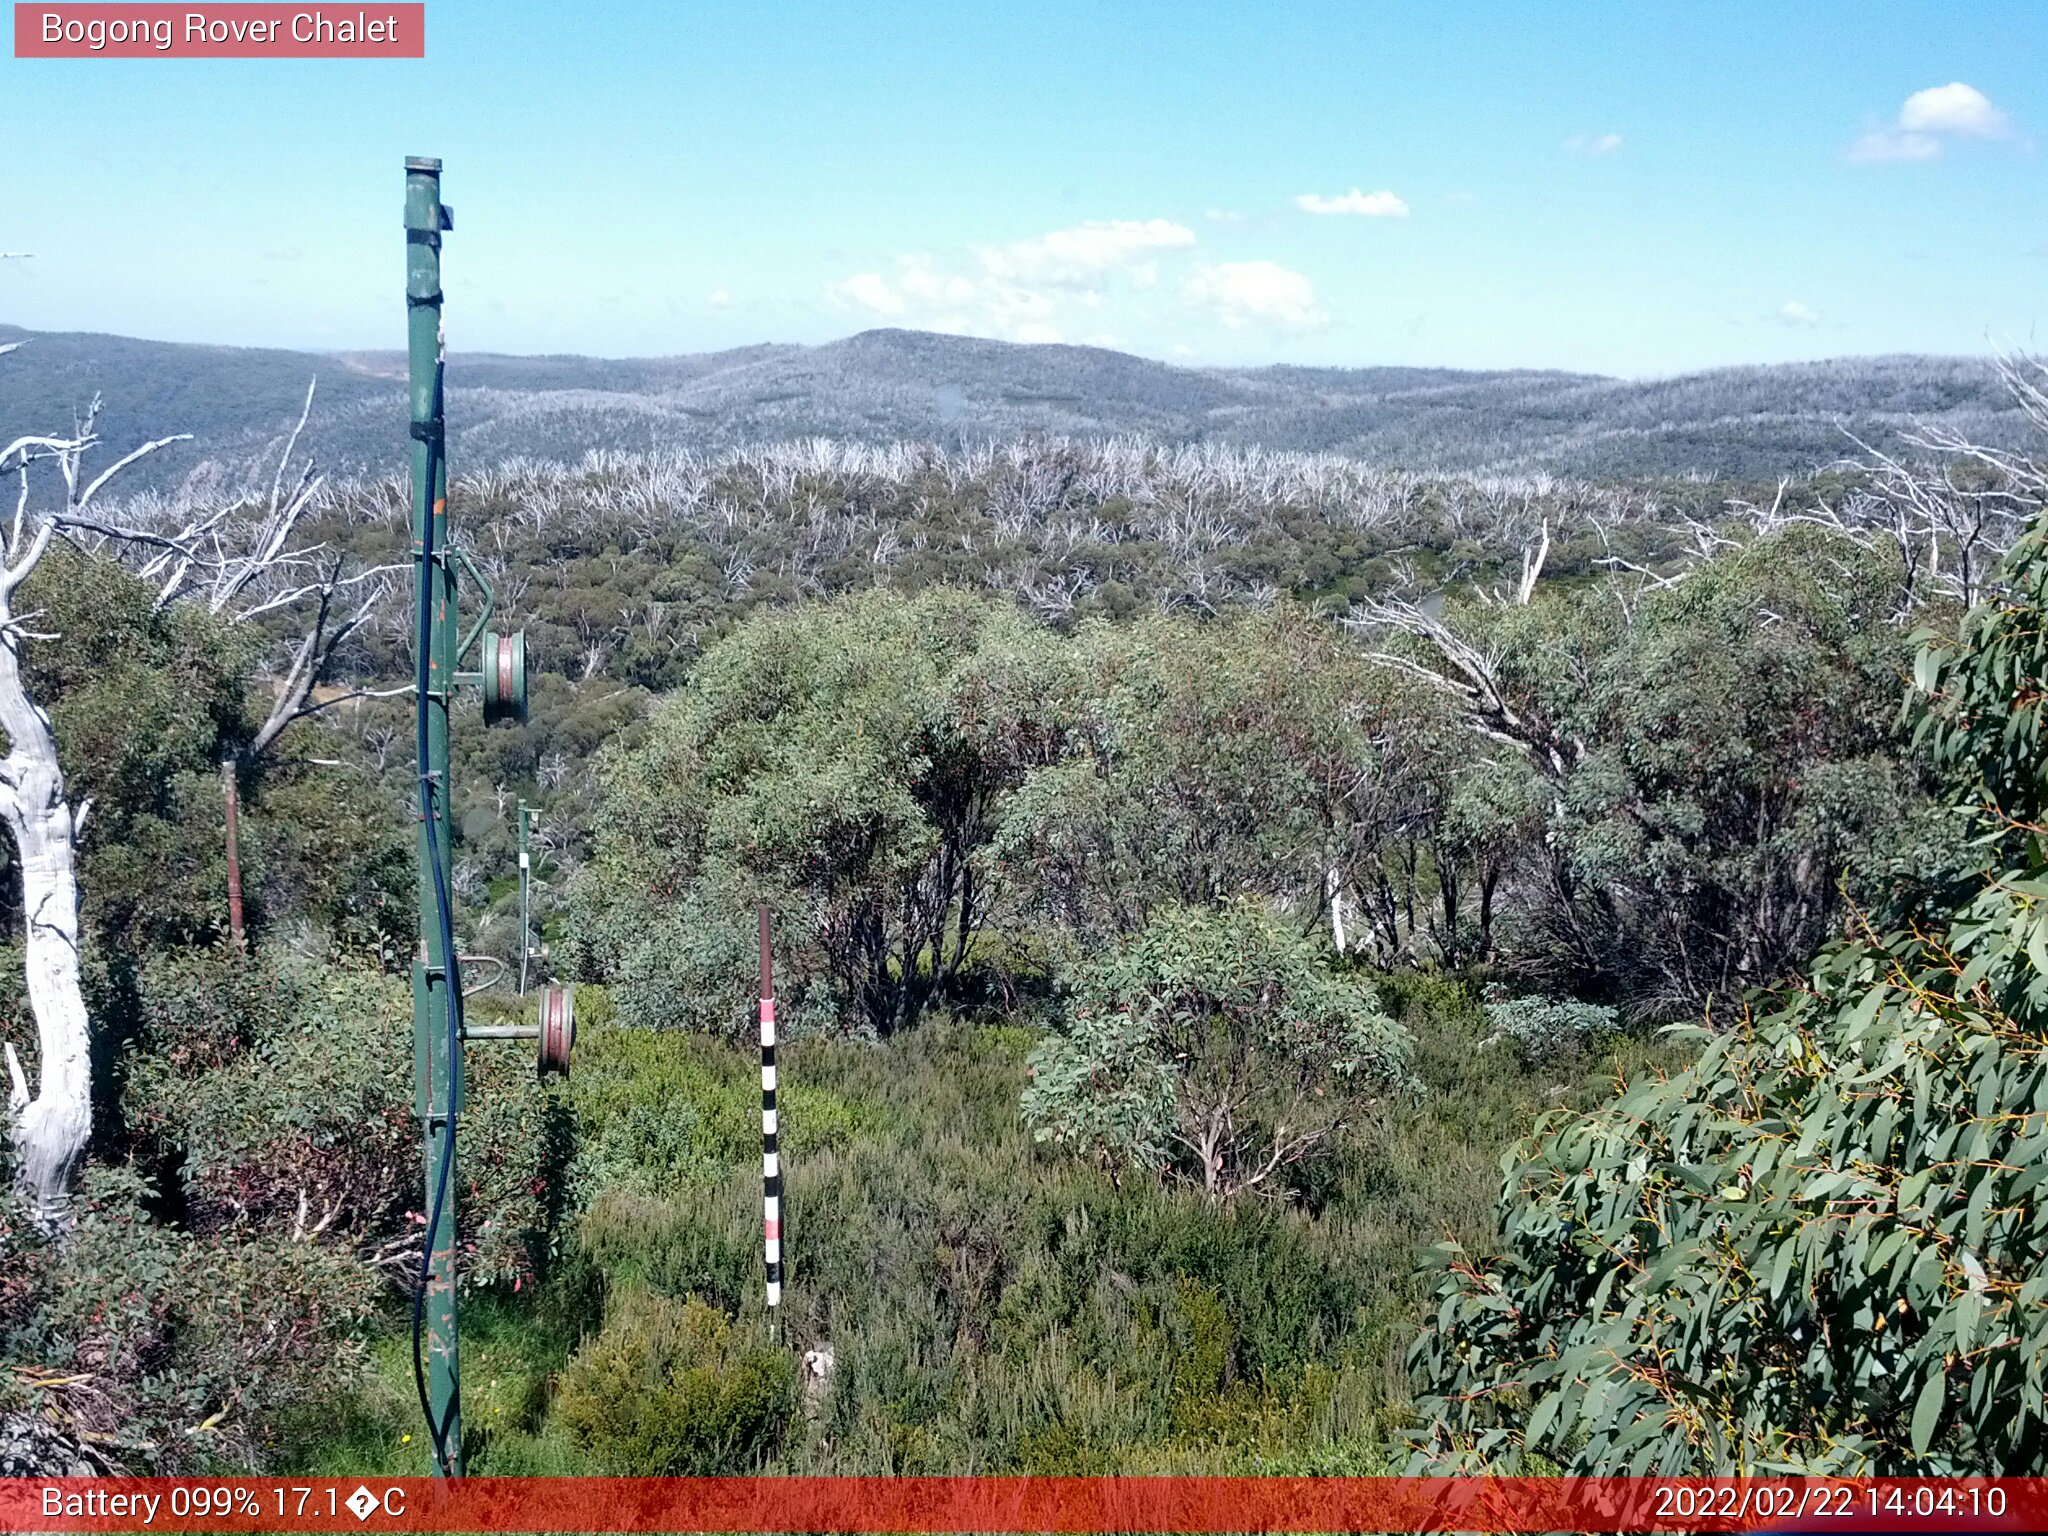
[758,904,781,1320]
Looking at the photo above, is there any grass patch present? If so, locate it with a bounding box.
[295,979,1694,1473]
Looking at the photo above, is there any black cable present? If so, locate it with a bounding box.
[408,344,463,1478]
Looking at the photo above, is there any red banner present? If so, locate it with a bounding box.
[13,5,423,57]
[0,1477,2041,1533]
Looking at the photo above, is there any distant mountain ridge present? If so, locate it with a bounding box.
[0,323,2027,487]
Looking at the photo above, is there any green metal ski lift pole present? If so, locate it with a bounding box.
[405,153,463,1479]
[405,154,573,1480]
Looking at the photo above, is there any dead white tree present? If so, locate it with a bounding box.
[1346,507,1574,772]
[1512,518,1550,606]
[1707,360,2048,619]
[73,383,400,724]
[0,359,188,1231]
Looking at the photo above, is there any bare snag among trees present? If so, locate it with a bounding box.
[62,379,406,946]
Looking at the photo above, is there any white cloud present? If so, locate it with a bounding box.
[1564,133,1624,156]
[1847,130,1942,163]
[976,218,1194,286]
[1899,82,2010,138]
[707,287,732,308]
[835,219,1332,345]
[834,271,908,316]
[1849,82,2013,162]
[1204,208,1246,224]
[1181,260,1326,330]
[831,219,1194,344]
[1774,300,1821,327]
[1294,188,1408,218]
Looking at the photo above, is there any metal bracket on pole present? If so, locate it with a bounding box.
[454,545,496,664]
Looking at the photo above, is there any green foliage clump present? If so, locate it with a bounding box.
[1481,995,1621,1066]
[996,607,1450,945]
[572,556,1930,1042]
[302,986,1690,1476]
[571,585,1070,1036]
[119,948,562,1289]
[554,1293,797,1474]
[0,1163,379,1470]
[1464,527,1936,1015]
[576,1185,756,1316]
[566,1010,879,1197]
[1025,901,1413,1198]
[13,546,250,949]
[0,546,413,961]
[1408,520,2048,1474]
[236,761,413,965]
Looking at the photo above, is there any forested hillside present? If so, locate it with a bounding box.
[0,323,2030,487]
[3,352,2046,1477]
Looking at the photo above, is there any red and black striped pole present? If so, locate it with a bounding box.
[758,903,782,1327]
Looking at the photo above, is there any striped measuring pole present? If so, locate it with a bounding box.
[758,903,782,1327]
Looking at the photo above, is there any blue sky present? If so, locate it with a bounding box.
[0,0,2041,374]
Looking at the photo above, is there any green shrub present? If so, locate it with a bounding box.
[13,546,251,951]
[1409,515,2048,1474]
[0,1164,379,1472]
[555,1293,798,1473]
[577,1186,757,1313]
[569,586,1072,1037]
[567,1015,878,1197]
[237,760,413,965]
[294,989,1691,1476]
[1465,525,1930,1016]
[1480,995,1621,1065]
[120,947,562,1288]
[994,606,1455,952]
[1024,901,1415,1198]
[1370,968,1483,1027]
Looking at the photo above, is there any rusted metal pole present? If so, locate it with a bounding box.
[221,757,245,951]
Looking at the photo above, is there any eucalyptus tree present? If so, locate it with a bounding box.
[574,586,1072,1037]
[64,381,402,946]
[1355,523,1929,1016]
[1410,415,2048,1474]
[1022,899,1414,1200]
[994,604,1450,951]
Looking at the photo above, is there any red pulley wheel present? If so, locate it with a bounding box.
[537,983,575,1077]
[480,628,528,726]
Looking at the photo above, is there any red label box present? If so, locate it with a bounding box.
[0,1478,2044,1534]
[14,4,424,57]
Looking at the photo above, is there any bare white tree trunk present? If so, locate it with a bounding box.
[0,518,89,1233]
[0,368,184,1233]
